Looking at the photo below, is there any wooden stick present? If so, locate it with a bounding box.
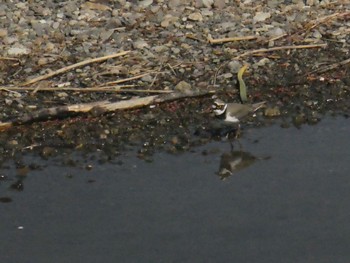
[101,72,152,86]
[306,58,350,75]
[233,43,327,59]
[0,57,19,61]
[208,35,257,44]
[21,50,131,86]
[304,11,350,32]
[0,85,173,93]
[0,89,214,131]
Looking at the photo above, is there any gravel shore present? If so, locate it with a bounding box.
[0,0,349,161]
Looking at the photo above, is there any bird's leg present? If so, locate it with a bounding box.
[235,126,241,139]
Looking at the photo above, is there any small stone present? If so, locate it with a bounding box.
[52,22,60,29]
[153,45,168,53]
[133,39,149,49]
[228,60,242,73]
[268,27,285,38]
[202,0,214,8]
[188,12,203,21]
[141,75,153,82]
[0,29,8,38]
[57,92,69,98]
[255,58,270,67]
[223,73,233,79]
[41,147,55,158]
[138,0,153,8]
[161,15,178,28]
[201,9,213,16]
[100,29,114,42]
[4,37,17,45]
[214,0,226,9]
[7,45,30,56]
[8,140,18,145]
[312,30,322,39]
[264,107,281,117]
[171,47,180,54]
[168,0,184,9]
[253,12,271,22]
[175,81,192,94]
[37,57,49,66]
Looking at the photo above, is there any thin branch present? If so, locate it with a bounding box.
[21,50,131,86]
[101,72,152,86]
[0,85,172,93]
[0,57,20,61]
[208,35,257,44]
[304,11,350,32]
[233,43,327,59]
[306,58,350,75]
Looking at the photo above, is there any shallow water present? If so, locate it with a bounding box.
[1,117,350,263]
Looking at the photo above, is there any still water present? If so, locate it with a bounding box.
[1,117,350,263]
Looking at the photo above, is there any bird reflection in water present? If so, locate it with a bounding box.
[217,149,258,180]
[217,135,270,180]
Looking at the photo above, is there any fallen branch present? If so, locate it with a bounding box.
[233,43,327,59]
[101,72,153,86]
[0,57,20,61]
[208,35,257,44]
[0,89,214,131]
[0,85,172,93]
[306,57,350,75]
[303,11,350,32]
[21,50,131,86]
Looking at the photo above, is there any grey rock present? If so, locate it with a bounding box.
[202,0,214,8]
[188,12,203,21]
[133,39,149,49]
[175,81,192,94]
[7,45,30,56]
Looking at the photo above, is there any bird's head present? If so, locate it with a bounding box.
[212,99,227,116]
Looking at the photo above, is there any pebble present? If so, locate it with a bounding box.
[253,12,271,22]
[7,45,30,56]
[188,12,203,21]
[201,0,214,8]
[228,61,242,73]
[264,107,281,117]
[175,81,192,94]
[161,14,178,28]
[138,0,153,8]
[0,29,8,38]
[134,39,149,49]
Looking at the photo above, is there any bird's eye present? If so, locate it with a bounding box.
[213,104,225,110]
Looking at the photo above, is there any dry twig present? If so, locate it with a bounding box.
[303,11,350,32]
[233,43,327,59]
[0,85,172,93]
[208,35,257,44]
[0,57,20,61]
[306,58,350,75]
[101,72,152,86]
[21,50,131,86]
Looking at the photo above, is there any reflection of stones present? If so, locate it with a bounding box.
[10,179,24,191]
[0,197,12,203]
[217,151,257,179]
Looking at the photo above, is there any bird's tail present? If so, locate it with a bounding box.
[252,101,266,111]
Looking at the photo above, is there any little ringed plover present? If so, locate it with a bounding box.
[213,99,266,123]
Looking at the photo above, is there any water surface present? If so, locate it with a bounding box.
[1,117,350,263]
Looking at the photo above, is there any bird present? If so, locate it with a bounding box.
[212,99,266,123]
